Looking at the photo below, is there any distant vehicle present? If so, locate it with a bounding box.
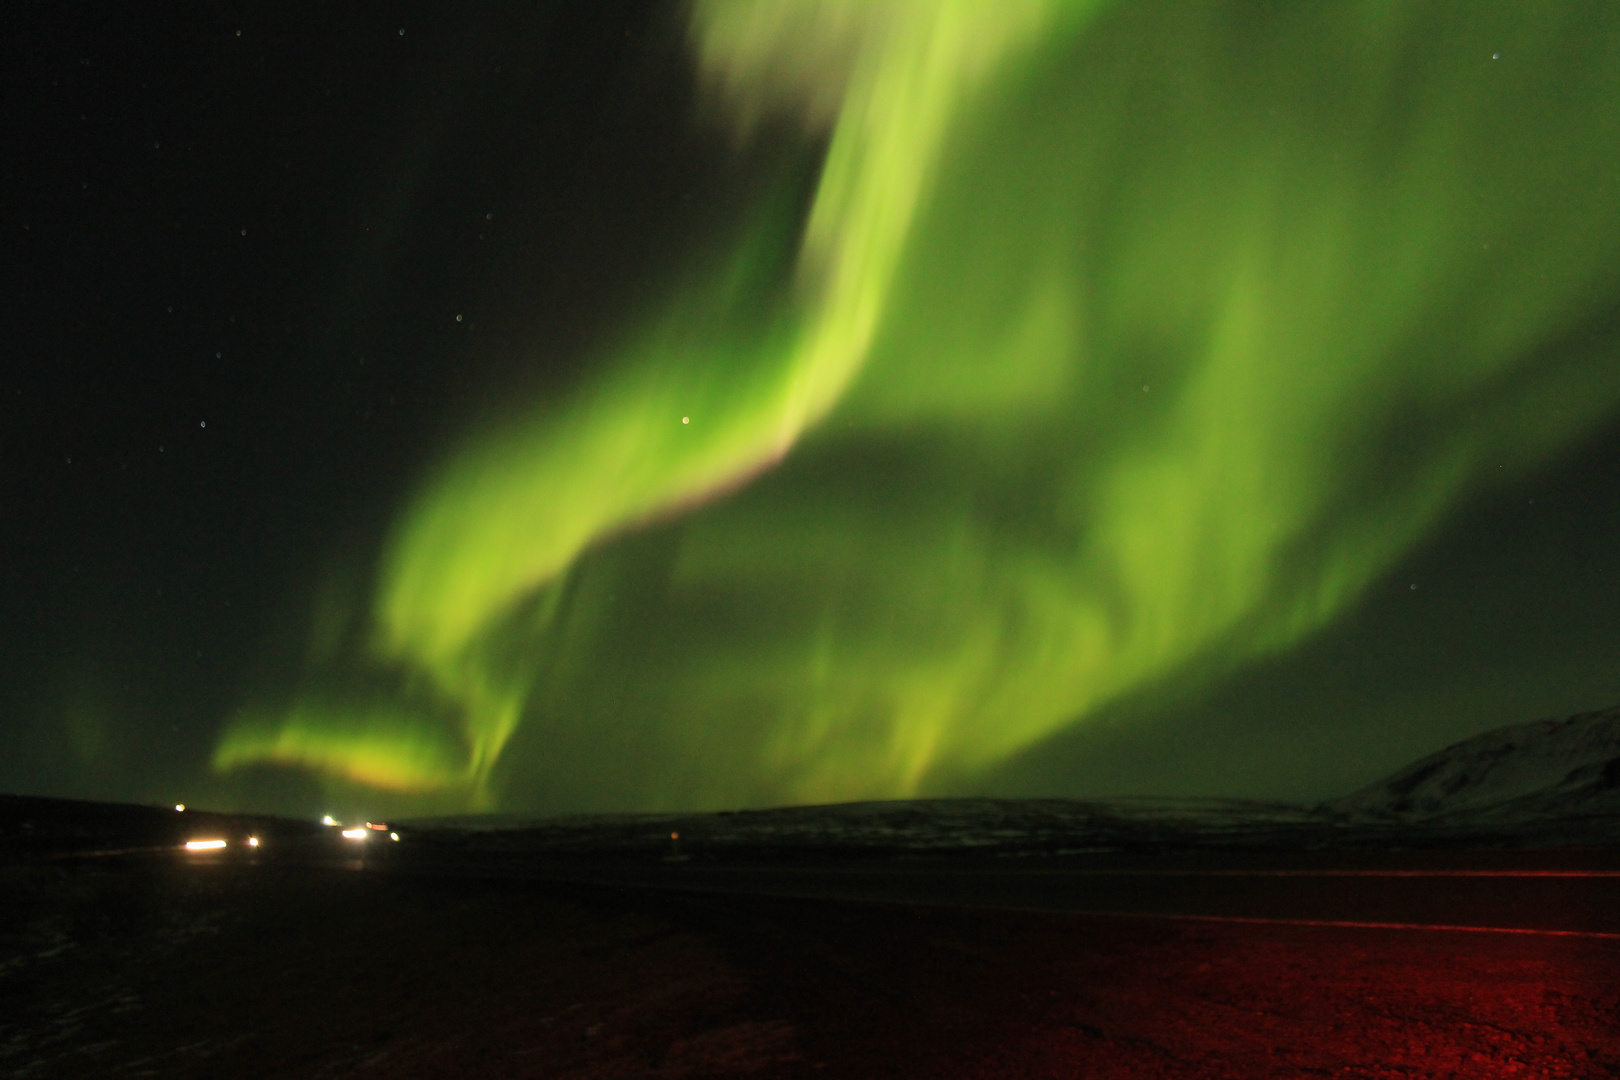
[181,832,261,854]
[331,820,401,842]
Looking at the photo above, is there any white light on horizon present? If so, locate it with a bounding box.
[340,828,368,840]
[184,839,227,851]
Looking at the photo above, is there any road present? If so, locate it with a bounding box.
[547,859,1620,938]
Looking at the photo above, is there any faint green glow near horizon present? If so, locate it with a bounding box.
[215,1,1620,811]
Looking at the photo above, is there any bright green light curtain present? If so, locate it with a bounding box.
[217,1,1620,811]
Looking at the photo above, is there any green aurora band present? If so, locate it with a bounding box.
[216,1,1620,812]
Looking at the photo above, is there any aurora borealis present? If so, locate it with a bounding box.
[9,2,1620,817]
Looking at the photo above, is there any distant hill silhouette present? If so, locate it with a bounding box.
[1323,705,1620,822]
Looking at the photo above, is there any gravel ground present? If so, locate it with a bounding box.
[2,853,1617,1078]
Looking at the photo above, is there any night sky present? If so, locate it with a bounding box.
[7,1,1620,821]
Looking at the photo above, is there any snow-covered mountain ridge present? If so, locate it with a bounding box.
[1322,704,1620,821]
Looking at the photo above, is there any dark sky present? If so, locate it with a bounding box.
[6,2,1620,818]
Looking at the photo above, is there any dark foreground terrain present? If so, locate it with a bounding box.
[3,796,1619,1078]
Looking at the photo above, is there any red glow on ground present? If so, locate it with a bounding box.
[13,857,1616,1077]
[1091,910,1620,940]
[859,911,1620,1079]
[1072,869,1620,878]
